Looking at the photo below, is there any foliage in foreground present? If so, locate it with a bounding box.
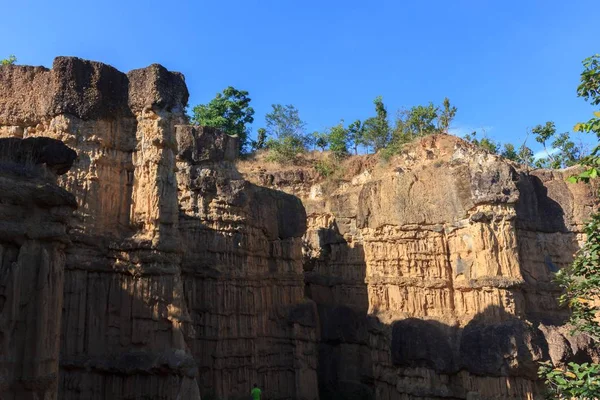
[538,362,600,399]
[538,53,600,400]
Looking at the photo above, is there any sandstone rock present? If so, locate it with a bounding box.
[2,57,598,400]
[240,134,599,400]
[127,63,188,114]
[176,125,238,163]
[0,57,318,400]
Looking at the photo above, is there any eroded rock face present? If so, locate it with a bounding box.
[0,138,77,400]
[240,135,599,400]
[0,58,318,400]
[2,57,598,400]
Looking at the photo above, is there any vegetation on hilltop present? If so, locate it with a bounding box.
[1,55,16,65]
[191,61,591,177]
[191,86,255,153]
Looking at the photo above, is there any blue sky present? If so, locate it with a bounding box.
[2,0,597,154]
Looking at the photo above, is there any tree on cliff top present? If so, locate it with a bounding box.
[191,86,255,153]
[250,128,267,152]
[464,130,500,154]
[437,97,457,134]
[264,104,311,164]
[532,121,585,169]
[363,96,391,152]
[327,122,350,160]
[265,104,306,140]
[538,54,600,400]
[1,55,16,65]
[500,142,535,166]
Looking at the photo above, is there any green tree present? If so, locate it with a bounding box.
[347,119,366,154]
[191,86,255,153]
[312,130,328,151]
[327,123,349,160]
[501,143,518,160]
[265,104,306,140]
[406,103,438,137]
[538,54,600,399]
[1,55,16,65]
[500,143,535,166]
[533,121,584,168]
[437,97,457,134]
[264,104,310,164]
[391,110,410,143]
[533,122,560,168]
[465,131,499,154]
[517,144,535,166]
[251,128,267,152]
[500,142,535,166]
[364,96,391,152]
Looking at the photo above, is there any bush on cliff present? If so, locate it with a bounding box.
[1,55,16,65]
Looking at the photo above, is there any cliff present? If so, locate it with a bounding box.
[239,136,599,400]
[0,58,318,400]
[0,57,597,400]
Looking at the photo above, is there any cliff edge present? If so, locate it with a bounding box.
[0,57,598,400]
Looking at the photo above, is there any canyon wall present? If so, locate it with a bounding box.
[0,57,318,400]
[240,135,599,400]
[0,57,597,400]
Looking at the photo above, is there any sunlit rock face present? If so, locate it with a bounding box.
[1,56,598,400]
[0,57,318,400]
[240,134,600,400]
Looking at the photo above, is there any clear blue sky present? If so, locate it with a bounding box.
[2,0,597,155]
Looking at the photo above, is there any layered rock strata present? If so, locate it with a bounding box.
[240,135,599,400]
[1,56,598,400]
[0,57,318,400]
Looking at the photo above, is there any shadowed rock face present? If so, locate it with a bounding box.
[0,140,76,400]
[0,137,77,174]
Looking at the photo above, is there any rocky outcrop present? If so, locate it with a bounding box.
[175,126,316,399]
[240,135,599,400]
[0,58,318,400]
[0,137,77,400]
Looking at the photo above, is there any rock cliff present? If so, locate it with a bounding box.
[0,58,318,400]
[239,135,599,400]
[0,57,597,400]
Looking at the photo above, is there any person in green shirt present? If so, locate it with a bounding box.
[251,383,261,400]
